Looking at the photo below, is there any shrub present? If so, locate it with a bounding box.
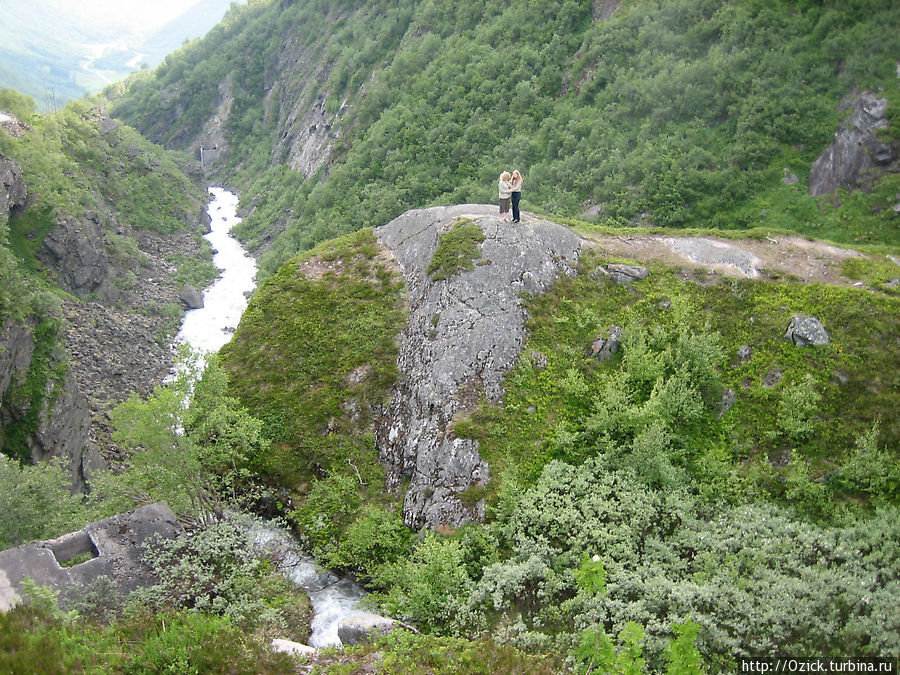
[427,219,486,280]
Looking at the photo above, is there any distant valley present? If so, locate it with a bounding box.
[0,0,242,108]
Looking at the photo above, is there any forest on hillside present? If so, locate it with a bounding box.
[109,0,900,279]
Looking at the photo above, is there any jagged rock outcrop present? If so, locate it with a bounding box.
[375,205,581,529]
[808,92,899,197]
[0,154,26,216]
[40,213,114,300]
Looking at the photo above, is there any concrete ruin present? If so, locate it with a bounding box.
[0,502,181,612]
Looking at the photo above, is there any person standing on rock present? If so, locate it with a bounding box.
[509,169,523,223]
[498,171,512,220]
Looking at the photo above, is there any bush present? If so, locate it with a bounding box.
[375,534,473,633]
[323,505,413,581]
[427,219,486,280]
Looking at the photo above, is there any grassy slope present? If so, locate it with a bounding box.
[458,248,899,514]
[220,228,407,491]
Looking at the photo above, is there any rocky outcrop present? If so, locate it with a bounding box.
[0,316,99,492]
[336,612,400,646]
[375,205,581,529]
[0,112,31,138]
[0,154,26,217]
[40,213,114,300]
[191,75,234,175]
[599,263,649,284]
[588,325,622,361]
[808,93,899,197]
[266,21,344,181]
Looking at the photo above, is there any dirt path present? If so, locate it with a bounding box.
[578,231,890,289]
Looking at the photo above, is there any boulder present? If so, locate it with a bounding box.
[781,169,799,185]
[337,612,398,646]
[588,325,622,361]
[601,263,649,284]
[737,345,752,362]
[179,284,204,309]
[718,388,736,418]
[784,315,830,347]
[270,638,317,657]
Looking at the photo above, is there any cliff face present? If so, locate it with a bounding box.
[808,92,899,197]
[375,205,581,528]
[0,157,97,489]
[0,155,26,216]
[0,114,211,486]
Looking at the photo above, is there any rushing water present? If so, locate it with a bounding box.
[175,186,365,646]
[251,523,366,648]
[175,187,256,353]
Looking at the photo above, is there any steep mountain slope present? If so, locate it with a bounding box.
[0,91,212,486]
[108,0,900,282]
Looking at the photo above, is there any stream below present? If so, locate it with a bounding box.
[174,186,365,647]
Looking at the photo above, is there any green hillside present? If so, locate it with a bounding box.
[108,0,900,281]
[0,88,211,463]
[3,0,900,671]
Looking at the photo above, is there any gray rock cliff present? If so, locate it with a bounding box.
[375,205,581,529]
[808,92,899,197]
[40,213,114,300]
[0,317,98,492]
[0,154,26,217]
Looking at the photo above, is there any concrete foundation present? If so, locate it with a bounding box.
[0,502,181,611]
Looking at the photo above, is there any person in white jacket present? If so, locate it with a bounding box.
[498,171,512,221]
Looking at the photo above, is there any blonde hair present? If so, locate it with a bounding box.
[499,171,511,181]
[511,170,522,180]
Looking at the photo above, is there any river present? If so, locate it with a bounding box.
[175,186,365,647]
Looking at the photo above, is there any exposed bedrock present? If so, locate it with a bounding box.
[808,92,899,197]
[375,205,581,530]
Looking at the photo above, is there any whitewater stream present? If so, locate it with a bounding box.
[175,186,366,647]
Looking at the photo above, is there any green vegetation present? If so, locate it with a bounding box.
[427,218,485,280]
[221,228,407,488]
[457,250,900,511]
[0,595,296,674]
[0,93,202,234]
[108,0,900,282]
